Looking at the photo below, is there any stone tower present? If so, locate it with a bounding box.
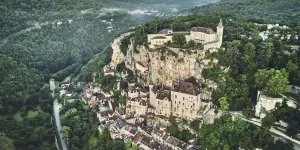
[149,85,156,108]
[217,19,224,47]
[49,78,55,91]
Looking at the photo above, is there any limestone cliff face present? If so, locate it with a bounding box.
[148,51,202,84]
[110,32,133,69]
[110,34,211,85]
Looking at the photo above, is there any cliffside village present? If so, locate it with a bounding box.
[78,22,226,150]
[53,19,300,149]
[83,74,208,150]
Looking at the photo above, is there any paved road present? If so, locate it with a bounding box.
[53,100,68,150]
[230,112,300,146]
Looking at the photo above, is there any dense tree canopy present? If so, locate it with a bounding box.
[197,115,275,150]
[255,68,289,96]
[172,34,186,48]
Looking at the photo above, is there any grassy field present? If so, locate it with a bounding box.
[13,112,24,122]
[27,110,39,118]
[0,136,16,150]
[27,106,42,118]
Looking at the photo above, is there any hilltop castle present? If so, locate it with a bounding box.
[147,19,224,51]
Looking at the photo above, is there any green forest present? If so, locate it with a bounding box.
[0,0,134,149]
[186,0,300,26]
[59,100,126,150]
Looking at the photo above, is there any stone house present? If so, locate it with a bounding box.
[97,110,114,123]
[115,107,126,119]
[126,97,148,117]
[103,64,115,76]
[128,86,139,98]
[155,90,172,117]
[255,91,297,119]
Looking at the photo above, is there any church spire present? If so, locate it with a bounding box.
[218,19,223,28]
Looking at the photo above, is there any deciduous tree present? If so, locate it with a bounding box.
[172,34,186,48]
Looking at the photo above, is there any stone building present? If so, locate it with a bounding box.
[149,77,211,120]
[147,20,224,50]
[154,90,172,117]
[126,97,148,117]
[103,64,115,76]
[255,91,297,119]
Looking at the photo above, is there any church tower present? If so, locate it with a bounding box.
[217,19,224,47]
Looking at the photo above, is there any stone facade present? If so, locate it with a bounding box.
[126,97,148,117]
[255,91,297,119]
[148,20,224,50]
[149,77,211,120]
[49,78,55,91]
[154,90,172,117]
[103,64,115,76]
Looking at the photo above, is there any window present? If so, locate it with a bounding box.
[175,95,177,99]
[183,97,185,100]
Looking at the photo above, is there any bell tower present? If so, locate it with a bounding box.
[217,19,224,47]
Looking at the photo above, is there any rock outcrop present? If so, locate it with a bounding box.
[110,34,216,85]
[110,32,133,69]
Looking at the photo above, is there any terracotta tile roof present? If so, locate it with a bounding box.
[156,90,170,100]
[166,136,188,149]
[109,115,119,121]
[149,141,160,149]
[162,134,169,141]
[99,110,113,117]
[191,27,215,34]
[152,128,165,137]
[174,77,201,96]
[129,128,138,135]
[90,99,99,105]
[115,107,125,115]
[159,29,173,34]
[140,86,149,93]
[139,100,147,106]
[166,31,190,36]
[159,145,173,150]
[152,36,167,39]
[141,126,153,135]
[141,135,151,146]
[104,69,115,73]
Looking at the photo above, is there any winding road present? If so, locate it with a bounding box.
[53,100,68,150]
[230,112,300,146]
